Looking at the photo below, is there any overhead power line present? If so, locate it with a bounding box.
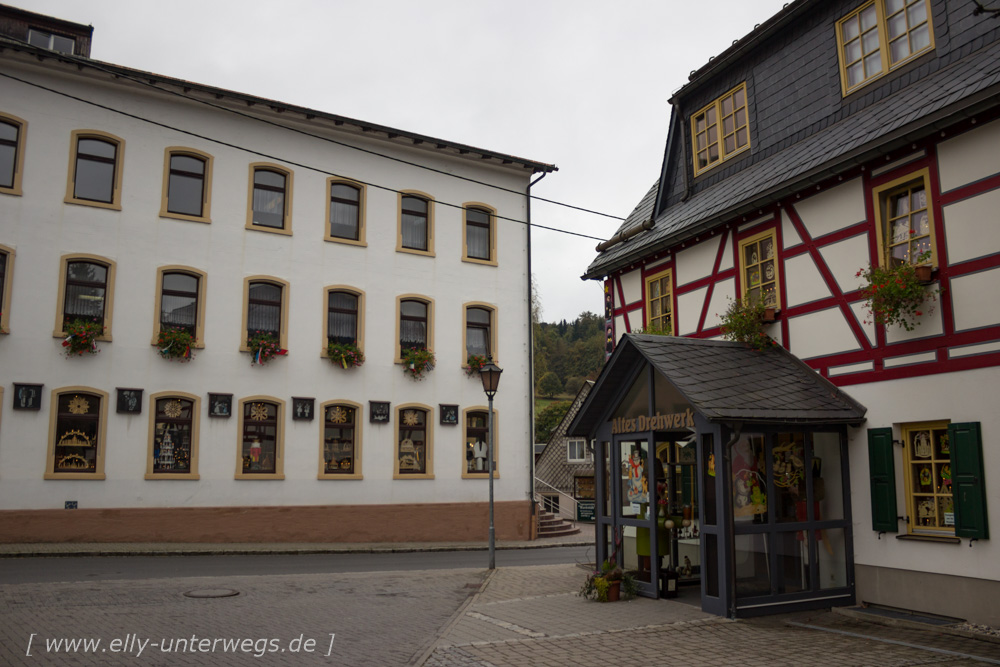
[0,70,609,243]
[2,37,626,223]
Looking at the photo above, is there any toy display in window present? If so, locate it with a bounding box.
[470,439,488,472]
[626,446,647,503]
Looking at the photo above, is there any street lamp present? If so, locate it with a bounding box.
[479,357,503,569]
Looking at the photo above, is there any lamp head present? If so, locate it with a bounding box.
[479,357,503,398]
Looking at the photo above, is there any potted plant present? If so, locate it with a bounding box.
[857,251,939,332]
[156,326,195,362]
[719,297,777,351]
[580,560,638,602]
[465,353,488,377]
[62,319,103,357]
[327,341,364,369]
[402,347,435,380]
[247,331,287,367]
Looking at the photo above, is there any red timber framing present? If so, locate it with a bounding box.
[607,125,1000,389]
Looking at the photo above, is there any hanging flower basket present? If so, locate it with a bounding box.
[402,347,435,381]
[720,297,777,351]
[156,327,196,362]
[465,354,488,377]
[327,341,364,369]
[62,319,103,357]
[247,331,287,367]
[857,252,939,332]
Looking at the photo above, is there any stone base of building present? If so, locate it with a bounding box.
[856,564,1000,627]
[0,501,534,544]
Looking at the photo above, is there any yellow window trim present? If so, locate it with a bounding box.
[324,177,367,246]
[151,265,207,349]
[144,391,201,480]
[0,111,27,196]
[0,243,14,334]
[836,0,935,97]
[64,129,125,210]
[234,396,286,480]
[461,202,498,266]
[900,420,953,535]
[871,167,936,268]
[737,229,781,309]
[394,403,435,479]
[45,386,108,480]
[395,294,435,363]
[52,253,117,341]
[643,268,675,335]
[158,147,214,224]
[396,190,436,257]
[239,275,290,352]
[321,285,366,358]
[245,162,294,235]
[462,406,499,479]
[317,399,364,480]
[691,82,751,177]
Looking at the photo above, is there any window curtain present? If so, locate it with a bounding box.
[252,188,284,227]
[328,292,358,344]
[467,223,489,259]
[466,326,488,357]
[247,283,281,335]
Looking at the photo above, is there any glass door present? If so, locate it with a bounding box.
[615,437,656,596]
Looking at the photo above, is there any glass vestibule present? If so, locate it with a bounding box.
[729,429,852,612]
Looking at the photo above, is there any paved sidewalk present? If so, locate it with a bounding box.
[422,563,1000,667]
[0,522,595,558]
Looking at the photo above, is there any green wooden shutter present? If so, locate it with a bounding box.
[868,428,898,532]
[948,422,989,540]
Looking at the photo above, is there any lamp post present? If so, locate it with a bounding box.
[479,357,503,570]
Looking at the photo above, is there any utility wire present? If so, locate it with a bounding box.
[2,37,625,223]
[0,70,608,243]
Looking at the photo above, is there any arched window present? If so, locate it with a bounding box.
[66,131,124,208]
[328,181,363,242]
[396,405,433,478]
[54,254,116,340]
[147,393,199,478]
[237,397,284,478]
[463,205,496,263]
[0,113,26,195]
[46,387,108,479]
[398,192,434,255]
[161,148,213,221]
[320,401,362,479]
[247,164,293,233]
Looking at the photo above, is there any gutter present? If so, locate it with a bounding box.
[526,171,548,516]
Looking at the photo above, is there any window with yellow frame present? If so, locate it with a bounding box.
[836,0,934,96]
[872,168,934,268]
[901,421,954,534]
[738,231,779,308]
[644,269,674,335]
[691,83,749,176]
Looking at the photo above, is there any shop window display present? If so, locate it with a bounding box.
[152,398,193,473]
[323,404,356,474]
[398,408,427,474]
[241,401,277,474]
[52,393,100,473]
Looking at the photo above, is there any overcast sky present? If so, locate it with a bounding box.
[22,0,789,322]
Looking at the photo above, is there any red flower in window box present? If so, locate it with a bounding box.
[156,326,196,362]
[247,331,287,367]
[61,319,103,357]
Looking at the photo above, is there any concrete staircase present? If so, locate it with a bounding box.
[537,511,581,538]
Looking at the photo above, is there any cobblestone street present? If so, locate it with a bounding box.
[1,560,998,666]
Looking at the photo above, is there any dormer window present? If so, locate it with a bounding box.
[691,83,749,176]
[28,28,75,54]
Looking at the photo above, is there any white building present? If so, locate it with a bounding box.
[0,5,554,543]
[573,0,999,625]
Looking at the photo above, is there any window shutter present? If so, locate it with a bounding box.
[947,422,989,540]
[867,428,898,532]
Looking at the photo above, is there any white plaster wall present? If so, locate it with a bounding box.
[619,269,642,306]
[677,285,709,336]
[951,267,1000,332]
[704,277,736,331]
[784,252,831,308]
[675,234,720,287]
[0,59,535,509]
[787,307,862,360]
[627,308,644,333]
[849,301,877,347]
[781,209,802,249]
[819,233,870,295]
[937,118,1000,193]
[793,178,866,240]
[848,367,1000,583]
[884,288,944,344]
[943,187,1000,265]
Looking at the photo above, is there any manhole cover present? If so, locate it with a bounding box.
[183,588,239,599]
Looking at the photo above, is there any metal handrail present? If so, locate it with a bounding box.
[533,477,578,522]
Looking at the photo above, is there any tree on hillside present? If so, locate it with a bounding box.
[535,401,571,444]
[539,371,562,398]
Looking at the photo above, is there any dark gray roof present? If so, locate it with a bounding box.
[584,37,1000,279]
[570,335,866,436]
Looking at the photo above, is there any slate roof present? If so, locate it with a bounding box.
[583,36,1000,279]
[535,381,595,496]
[569,335,867,436]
